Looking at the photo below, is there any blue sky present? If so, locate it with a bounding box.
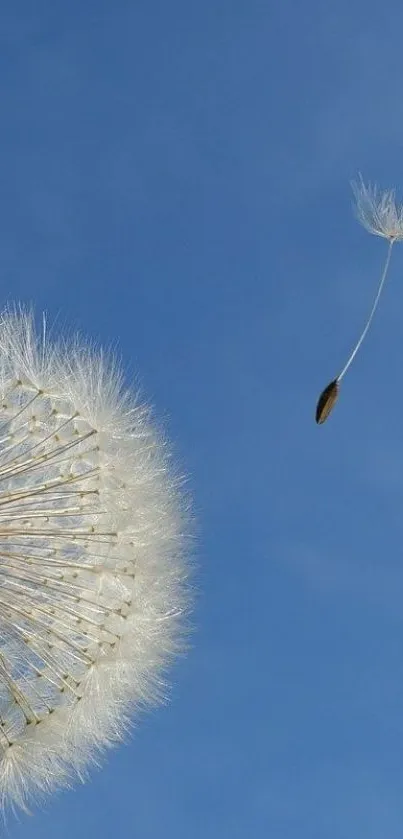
[4,1,403,836]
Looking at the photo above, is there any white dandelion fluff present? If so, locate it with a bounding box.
[316,176,403,424]
[0,308,190,811]
[351,175,403,241]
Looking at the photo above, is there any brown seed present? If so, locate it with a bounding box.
[315,379,339,424]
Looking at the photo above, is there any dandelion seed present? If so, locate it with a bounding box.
[315,379,339,425]
[316,177,403,424]
[0,308,191,812]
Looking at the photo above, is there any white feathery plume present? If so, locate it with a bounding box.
[351,176,403,242]
[316,176,403,424]
[0,307,191,812]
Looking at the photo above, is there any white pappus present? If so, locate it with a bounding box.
[0,307,191,812]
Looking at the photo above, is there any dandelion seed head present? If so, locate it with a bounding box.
[0,307,191,813]
[352,175,403,241]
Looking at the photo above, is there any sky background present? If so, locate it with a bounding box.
[3,1,403,837]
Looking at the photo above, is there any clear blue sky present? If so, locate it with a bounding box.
[4,1,403,836]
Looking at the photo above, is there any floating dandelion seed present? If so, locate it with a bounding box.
[315,176,403,424]
[315,379,339,425]
[0,308,190,812]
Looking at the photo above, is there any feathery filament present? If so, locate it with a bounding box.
[0,310,190,812]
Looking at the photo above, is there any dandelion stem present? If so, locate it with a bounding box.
[337,238,394,382]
